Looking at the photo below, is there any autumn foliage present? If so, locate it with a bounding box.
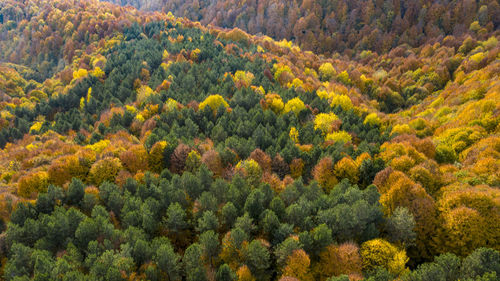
[0,0,499,280]
[313,157,338,192]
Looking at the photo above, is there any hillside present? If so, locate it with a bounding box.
[0,0,499,280]
[103,0,500,56]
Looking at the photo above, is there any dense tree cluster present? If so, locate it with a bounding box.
[0,0,499,280]
[104,0,500,56]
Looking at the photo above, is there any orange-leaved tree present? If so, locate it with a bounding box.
[314,242,362,281]
[281,249,313,281]
[313,157,338,192]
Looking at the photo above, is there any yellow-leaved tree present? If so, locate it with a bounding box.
[334,156,359,183]
[18,171,49,198]
[325,131,352,144]
[364,113,381,126]
[73,68,88,80]
[137,85,155,105]
[185,150,202,173]
[437,185,500,256]
[289,127,299,143]
[199,94,229,113]
[92,67,105,78]
[318,62,336,81]
[284,97,306,116]
[237,265,256,281]
[440,206,487,257]
[337,70,351,85]
[88,157,123,186]
[330,94,353,111]
[232,71,255,89]
[360,238,408,276]
[164,98,178,112]
[273,64,294,85]
[29,122,43,134]
[281,249,313,281]
[313,157,338,192]
[287,78,304,89]
[148,141,168,173]
[48,154,91,186]
[263,93,284,114]
[235,159,262,187]
[119,145,149,174]
[314,112,339,134]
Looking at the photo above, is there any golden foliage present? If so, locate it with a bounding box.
[379,141,426,167]
[440,206,487,256]
[72,68,88,80]
[287,78,304,90]
[235,159,262,186]
[220,231,245,270]
[251,85,265,95]
[17,171,49,198]
[284,97,306,116]
[390,155,416,172]
[88,157,123,186]
[262,172,285,193]
[217,28,250,45]
[48,154,90,186]
[314,112,339,134]
[334,156,359,183]
[190,48,201,61]
[289,127,299,143]
[136,85,155,105]
[281,249,313,281]
[85,139,110,154]
[237,265,255,281]
[273,64,294,85]
[318,62,336,81]
[315,243,362,281]
[29,122,43,134]
[391,124,412,136]
[232,71,255,89]
[148,141,167,173]
[313,157,338,192]
[318,89,349,107]
[325,131,352,144]
[363,113,380,126]
[92,66,105,78]
[438,184,500,254]
[120,145,149,174]
[199,94,229,112]
[156,80,171,92]
[289,158,304,179]
[377,171,439,259]
[185,150,202,172]
[360,238,408,276]
[263,93,284,114]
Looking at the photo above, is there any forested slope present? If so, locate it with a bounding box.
[103,0,500,55]
[0,0,499,280]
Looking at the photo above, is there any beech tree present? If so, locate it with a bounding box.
[88,157,122,186]
[281,249,313,281]
[313,157,337,192]
[360,238,408,276]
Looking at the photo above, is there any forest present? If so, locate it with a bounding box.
[0,0,499,280]
[103,0,500,56]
